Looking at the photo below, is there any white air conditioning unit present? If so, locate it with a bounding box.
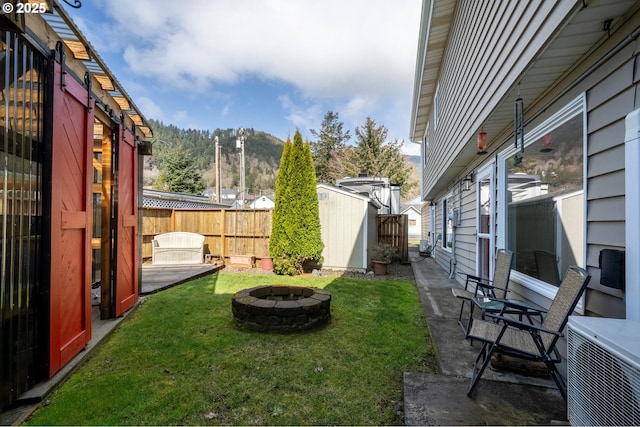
[567,316,640,426]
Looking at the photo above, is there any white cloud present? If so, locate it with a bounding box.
[67,0,423,143]
[136,97,163,120]
[402,140,421,156]
[99,0,420,100]
[278,94,323,136]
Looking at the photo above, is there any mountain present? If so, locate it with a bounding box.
[144,120,423,202]
[143,120,285,196]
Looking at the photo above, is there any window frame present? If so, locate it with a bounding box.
[441,190,453,252]
[496,94,587,309]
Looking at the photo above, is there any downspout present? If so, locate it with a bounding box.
[449,228,456,279]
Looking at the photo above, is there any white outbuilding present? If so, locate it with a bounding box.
[316,184,379,272]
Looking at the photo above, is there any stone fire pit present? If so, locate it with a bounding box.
[232,285,331,333]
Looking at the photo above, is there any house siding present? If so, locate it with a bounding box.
[431,182,477,282]
[422,0,580,200]
[420,202,430,242]
[582,41,639,317]
[423,6,640,318]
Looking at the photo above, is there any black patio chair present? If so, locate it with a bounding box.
[465,265,591,401]
[451,249,514,337]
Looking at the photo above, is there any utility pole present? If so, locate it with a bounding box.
[214,135,221,203]
[236,128,246,207]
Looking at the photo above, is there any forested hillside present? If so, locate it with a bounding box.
[143,119,422,202]
[144,119,285,195]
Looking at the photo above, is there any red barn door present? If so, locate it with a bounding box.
[49,62,94,376]
[114,126,139,316]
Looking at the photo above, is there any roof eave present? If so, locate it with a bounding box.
[410,0,457,142]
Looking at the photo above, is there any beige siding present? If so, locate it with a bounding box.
[428,28,638,315]
[431,180,478,285]
[582,39,639,317]
[317,185,372,271]
[417,0,640,320]
[420,202,430,241]
[422,0,579,200]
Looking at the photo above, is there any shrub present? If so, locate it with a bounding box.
[269,130,324,275]
[368,242,398,263]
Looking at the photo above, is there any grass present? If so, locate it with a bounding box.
[25,272,435,425]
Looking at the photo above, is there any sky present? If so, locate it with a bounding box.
[65,0,422,155]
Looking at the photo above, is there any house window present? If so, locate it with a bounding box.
[500,96,585,289]
[409,219,417,226]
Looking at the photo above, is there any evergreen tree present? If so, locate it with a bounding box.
[352,117,416,196]
[153,146,206,194]
[310,110,351,184]
[270,137,293,273]
[270,131,323,275]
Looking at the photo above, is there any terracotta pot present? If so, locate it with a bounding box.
[372,260,389,275]
[261,257,273,270]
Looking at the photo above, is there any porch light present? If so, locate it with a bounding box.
[462,172,474,191]
[477,131,487,155]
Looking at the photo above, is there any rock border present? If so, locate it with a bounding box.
[232,285,331,333]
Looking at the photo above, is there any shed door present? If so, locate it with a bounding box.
[114,126,138,316]
[49,62,94,376]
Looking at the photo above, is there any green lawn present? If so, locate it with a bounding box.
[25,272,435,425]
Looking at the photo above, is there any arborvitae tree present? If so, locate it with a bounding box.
[270,131,323,275]
[310,110,351,184]
[269,137,293,273]
[352,117,416,196]
[153,146,206,194]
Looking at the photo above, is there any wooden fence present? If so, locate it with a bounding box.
[377,214,409,263]
[143,209,408,267]
[142,208,272,265]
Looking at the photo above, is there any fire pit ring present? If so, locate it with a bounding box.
[232,285,331,333]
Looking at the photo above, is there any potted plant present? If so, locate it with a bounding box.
[368,243,398,275]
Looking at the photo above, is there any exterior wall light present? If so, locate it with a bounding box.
[462,172,474,191]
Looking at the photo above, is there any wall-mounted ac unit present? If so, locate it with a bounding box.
[567,316,640,426]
